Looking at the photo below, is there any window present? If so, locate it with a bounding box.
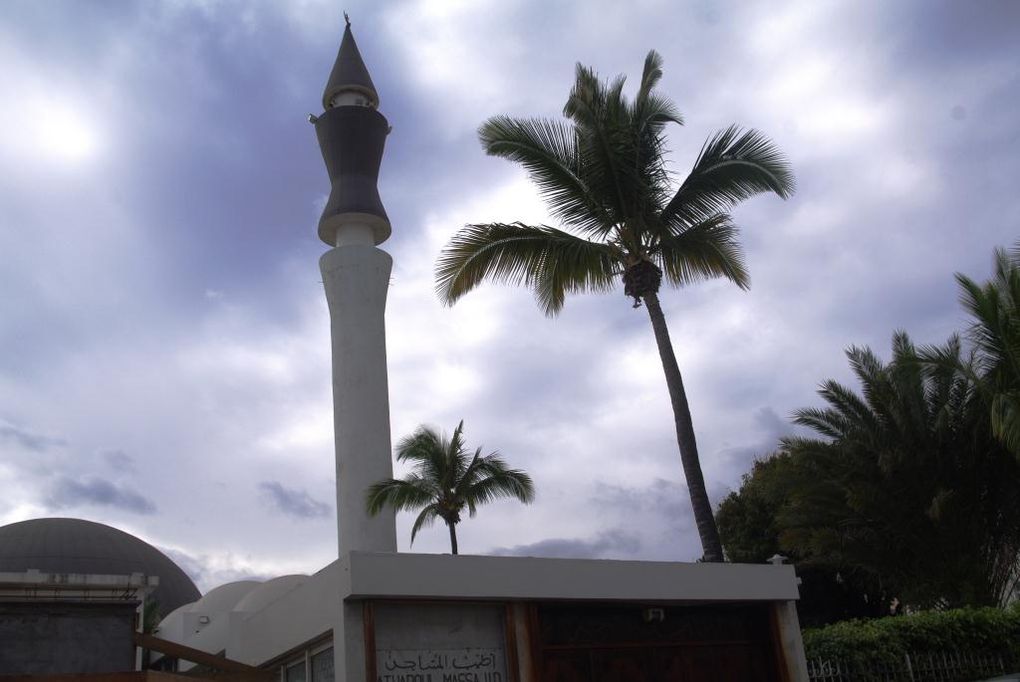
[311,648,334,682]
[279,645,332,682]
[285,660,306,682]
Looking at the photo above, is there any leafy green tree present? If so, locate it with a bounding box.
[435,51,793,562]
[717,453,789,564]
[717,454,891,626]
[728,333,1020,609]
[365,421,535,555]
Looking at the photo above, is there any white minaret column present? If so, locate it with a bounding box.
[314,18,397,559]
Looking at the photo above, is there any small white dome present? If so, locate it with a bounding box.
[233,574,308,613]
[193,580,261,614]
[155,601,194,641]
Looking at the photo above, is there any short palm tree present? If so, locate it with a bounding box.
[435,51,793,561]
[365,421,535,554]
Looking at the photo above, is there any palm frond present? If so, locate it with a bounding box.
[817,379,881,436]
[633,51,682,139]
[653,214,748,289]
[479,116,610,235]
[365,476,436,515]
[435,222,620,315]
[636,50,665,107]
[463,460,535,517]
[563,63,607,128]
[563,63,650,222]
[793,406,853,441]
[396,425,450,485]
[630,92,679,209]
[662,126,794,227]
[446,420,471,485]
[409,503,442,545]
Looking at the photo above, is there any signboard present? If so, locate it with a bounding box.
[376,648,506,682]
[371,603,510,682]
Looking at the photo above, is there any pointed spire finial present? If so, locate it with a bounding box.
[321,16,379,110]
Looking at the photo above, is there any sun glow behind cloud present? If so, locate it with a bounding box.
[0,56,104,167]
[32,105,101,163]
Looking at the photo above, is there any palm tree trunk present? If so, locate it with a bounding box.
[642,291,725,562]
[448,522,459,555]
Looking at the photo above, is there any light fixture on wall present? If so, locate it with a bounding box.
[642,607,665,623]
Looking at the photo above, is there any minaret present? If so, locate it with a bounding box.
[314,16,397,557]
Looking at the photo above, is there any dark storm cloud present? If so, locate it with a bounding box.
[493,529,640,560]
[0,422,66,452]
[259,481,331,519]
[47,476,157,515]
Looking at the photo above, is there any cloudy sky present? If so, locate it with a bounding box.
[1,0,1018,592]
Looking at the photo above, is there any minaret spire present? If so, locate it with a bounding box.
[313,17,391,247]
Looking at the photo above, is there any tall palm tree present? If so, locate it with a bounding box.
[435,51,793,561]
[365,421,535,555]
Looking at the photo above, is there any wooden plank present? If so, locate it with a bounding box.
[363,601,377,682]
[133,632,269,677]
[504,603,520,682]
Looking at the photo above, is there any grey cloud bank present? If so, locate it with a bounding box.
[0,422,66,452]
[259,481,332,520]
[47,477,157,515]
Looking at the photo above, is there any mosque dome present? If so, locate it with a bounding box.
[0,517,201,615]
[234,575,308,613]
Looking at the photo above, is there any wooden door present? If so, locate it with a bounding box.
[533,603,780,682]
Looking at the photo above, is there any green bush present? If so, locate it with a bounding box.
[803,605,1020,664]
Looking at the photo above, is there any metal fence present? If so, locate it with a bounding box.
[807,650,1018,681]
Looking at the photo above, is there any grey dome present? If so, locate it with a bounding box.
[0,518,200,616]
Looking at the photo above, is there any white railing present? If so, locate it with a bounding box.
[807,650,1016,681]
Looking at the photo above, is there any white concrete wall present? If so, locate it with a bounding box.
[343,551,802,602]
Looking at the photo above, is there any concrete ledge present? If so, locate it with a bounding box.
[342,552,800,603]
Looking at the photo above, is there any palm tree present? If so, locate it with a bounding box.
[365,421,535,554]
[435,51,793,561]
[936,245,1020,456]
[778,333,1020,608]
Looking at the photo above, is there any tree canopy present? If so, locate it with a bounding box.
[719,247,1020,622]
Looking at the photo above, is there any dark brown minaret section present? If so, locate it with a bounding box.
[314,18,391,247]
